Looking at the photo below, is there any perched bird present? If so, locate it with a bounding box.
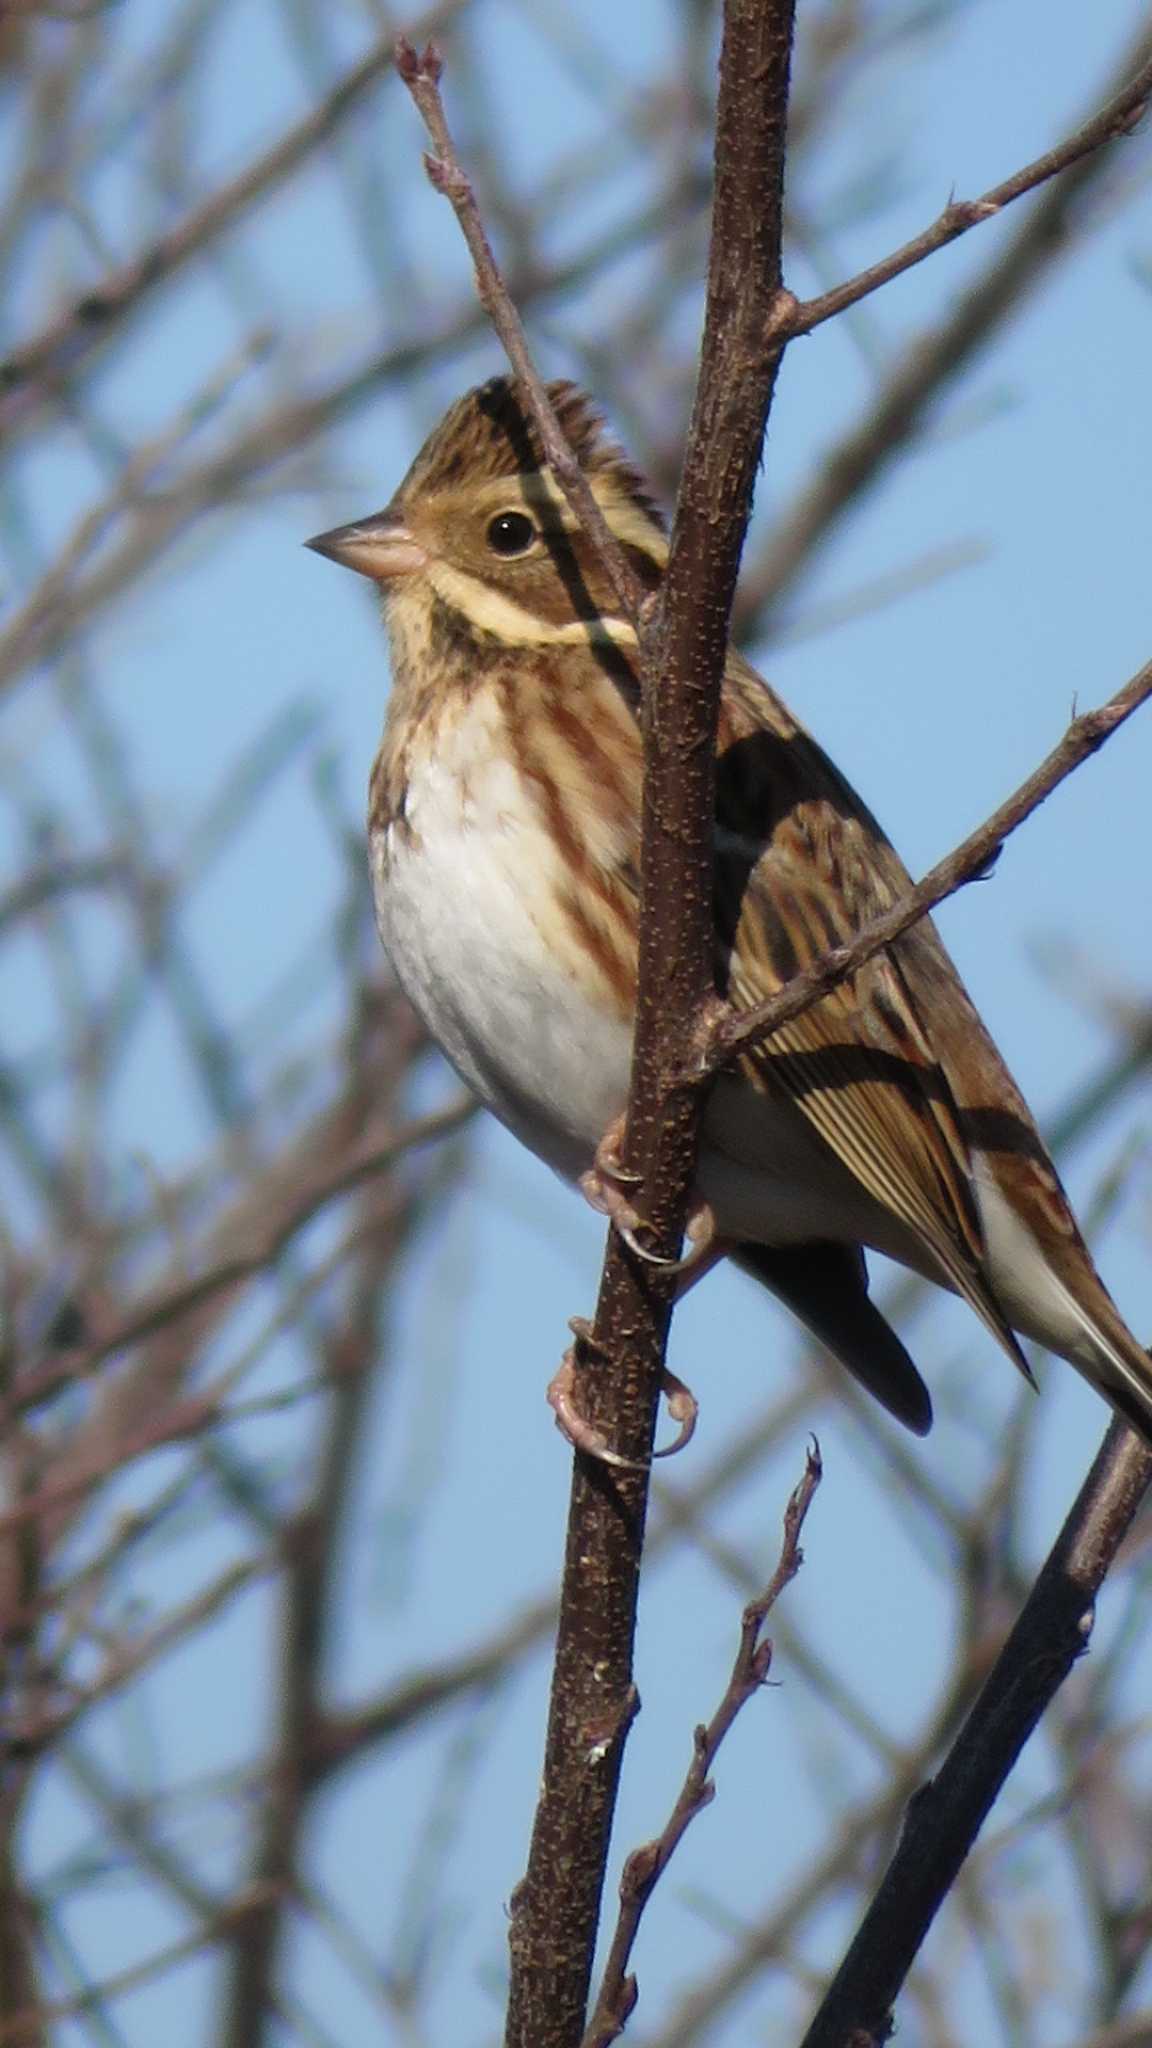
[307,376,1151,1446]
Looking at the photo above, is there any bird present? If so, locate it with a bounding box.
[306,374,1151,1451]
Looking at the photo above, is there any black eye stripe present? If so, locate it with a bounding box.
[486,510,536,557]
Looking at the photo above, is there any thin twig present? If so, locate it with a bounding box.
[767,44,1152,344]
[582,1445,822,2048]
[394,37,645,624]
[739,11,1152,623]
[704,656,1152,1073]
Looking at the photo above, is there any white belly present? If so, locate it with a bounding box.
[371,719,632,1182]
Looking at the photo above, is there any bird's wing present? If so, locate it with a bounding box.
[714,654,1032,1371]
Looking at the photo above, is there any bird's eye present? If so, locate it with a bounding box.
[486,511,536,557]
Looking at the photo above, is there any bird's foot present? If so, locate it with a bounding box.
[547,1321,700,1467]
[581,1125,719,1276]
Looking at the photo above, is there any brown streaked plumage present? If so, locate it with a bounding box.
[307,376,1152,1445]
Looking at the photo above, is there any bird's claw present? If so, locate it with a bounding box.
[580,1157,719,1276]
[547,1341,700,1468]
[651,1368,698,1457]
[593,1114,643,1187]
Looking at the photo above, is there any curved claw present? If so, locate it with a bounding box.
[547,1352,700,1468]
[616,1222,683,1267]
[652,1368,698,1458]
[618,1201,719,1275]
[548,1350,646,1470]
[594,1113,643,1188]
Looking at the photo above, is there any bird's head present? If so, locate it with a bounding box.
[306,377,667,651]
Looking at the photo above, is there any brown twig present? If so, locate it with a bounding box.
[704,655,1152,1074]
[799,1422,1152,2048]
[766,42,1152,345]
[641,1634,1000,2048]
[504,7,799,2045]
[394,37,645,625]
[739,11,1152,624]
[582,1445,822,2048]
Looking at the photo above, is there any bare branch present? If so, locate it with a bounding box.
[394,37,646,623]
[768,41,1152,343]
[739,10,1152,625]
[583,1446,822,2048]
[705,655,1152,1073]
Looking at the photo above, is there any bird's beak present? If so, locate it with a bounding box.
[305,510,427,581]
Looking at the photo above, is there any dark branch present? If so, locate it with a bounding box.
[799,1422,1152,2047]
[504,6,800,2045]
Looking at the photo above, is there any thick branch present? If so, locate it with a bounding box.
[505,7,799,2045]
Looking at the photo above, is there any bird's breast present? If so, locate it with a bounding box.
[370,686,634,1178]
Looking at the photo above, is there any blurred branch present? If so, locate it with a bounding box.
[0,1795,42,2048]
[1068,2016,1152,2048]
[0,332,272,688]
[218,1178,409,2048]
[0,4,471,438]
[6,1086,470,1426]
[0,1888,278,2048]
